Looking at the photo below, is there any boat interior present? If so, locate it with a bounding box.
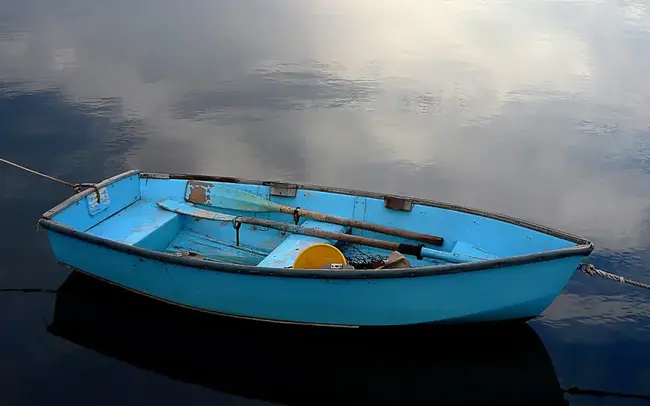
[46,172,580,269]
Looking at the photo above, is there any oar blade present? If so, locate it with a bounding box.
[157,199,237,221]
[186,182,281,213]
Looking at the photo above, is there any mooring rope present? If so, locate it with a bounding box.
[0,156,101,199]
[0,157,77,188]
[578,263,650,290]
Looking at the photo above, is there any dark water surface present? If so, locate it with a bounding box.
[2,1,650,404]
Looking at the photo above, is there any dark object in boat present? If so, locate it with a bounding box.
[377,251,411,269]
[338,243,388,269]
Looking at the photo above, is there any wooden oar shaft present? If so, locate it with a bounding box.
[236,216,469,262]
[157,199,463,262]
[245,215,402,251]
[234,217,472,262]
[276,206,443,246]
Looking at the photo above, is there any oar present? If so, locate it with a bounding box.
[157,199,479,264]
[187,183,444,246]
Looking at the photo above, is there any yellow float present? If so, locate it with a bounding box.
[292,243,347,269]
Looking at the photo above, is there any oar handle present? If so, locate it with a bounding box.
[396,244,473,263]
[282,206,444,246]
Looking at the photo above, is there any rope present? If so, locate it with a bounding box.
[578,263,650,290]
[0,156,101,199]
[0,157,76,188]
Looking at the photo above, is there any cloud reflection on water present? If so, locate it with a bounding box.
[1,0,649,306]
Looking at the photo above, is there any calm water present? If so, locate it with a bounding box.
[1,0,650,404]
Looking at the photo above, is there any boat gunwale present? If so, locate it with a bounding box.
[39,170,594,279]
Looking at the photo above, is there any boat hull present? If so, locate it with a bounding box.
[47,271,568,405]
[44,228,585,326]
[39,170,593,327]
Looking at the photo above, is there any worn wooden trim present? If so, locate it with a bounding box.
[143,172,170,179]
[269,182,297,197]
[384,196,413,212]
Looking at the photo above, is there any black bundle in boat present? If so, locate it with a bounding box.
[337,243,388,270]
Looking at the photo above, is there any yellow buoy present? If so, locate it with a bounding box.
[293,243,347,269]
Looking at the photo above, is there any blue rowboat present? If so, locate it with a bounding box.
[38,170,594,327]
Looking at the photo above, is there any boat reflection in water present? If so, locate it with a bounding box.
[48,271,569,405]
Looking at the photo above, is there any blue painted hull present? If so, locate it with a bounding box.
[49,271,566,405]
[39,171,594,327]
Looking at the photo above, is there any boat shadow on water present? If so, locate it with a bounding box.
[47,271,569,406]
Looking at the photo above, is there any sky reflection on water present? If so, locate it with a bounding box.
[1,0,650,404]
